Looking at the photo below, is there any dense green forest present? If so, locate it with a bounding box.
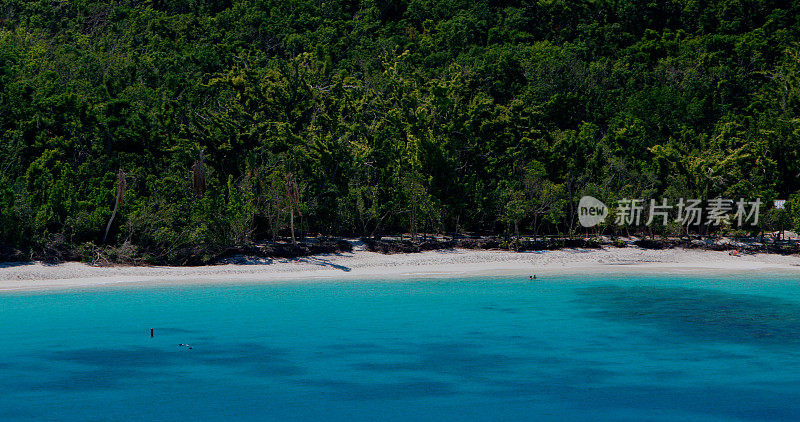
[2,0,800,262]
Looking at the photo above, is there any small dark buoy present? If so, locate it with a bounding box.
[150,328,154,337]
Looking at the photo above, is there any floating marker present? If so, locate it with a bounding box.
[150,328,154,337]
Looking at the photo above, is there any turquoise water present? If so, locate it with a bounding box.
[3,274,800,421]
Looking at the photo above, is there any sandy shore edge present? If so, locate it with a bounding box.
[2,246,800,293]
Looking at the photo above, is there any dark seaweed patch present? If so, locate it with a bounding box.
[577,285,800,346]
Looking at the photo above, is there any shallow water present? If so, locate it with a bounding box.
[3,274,800,421]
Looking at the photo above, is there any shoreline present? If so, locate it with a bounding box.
[3,246,800,293]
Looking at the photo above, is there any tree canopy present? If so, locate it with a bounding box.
[1,0,800,262]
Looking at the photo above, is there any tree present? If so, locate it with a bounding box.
[103,169,127,244]
[285,172,301,245]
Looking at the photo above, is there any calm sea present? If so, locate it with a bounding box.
[3,273,800,421]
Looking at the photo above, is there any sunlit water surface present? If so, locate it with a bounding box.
[3,273,800,421]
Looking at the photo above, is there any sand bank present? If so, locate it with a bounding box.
[2,244,800,292]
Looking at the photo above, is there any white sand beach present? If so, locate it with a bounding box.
[3,242,800,292]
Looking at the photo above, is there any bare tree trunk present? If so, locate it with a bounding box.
[103,170,126,244]
[103,202,119,244]
[411,208,417,242]
[285,172,300,246]
[290,207,296,245]
[192,152,206,198]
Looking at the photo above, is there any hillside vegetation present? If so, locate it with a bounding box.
[1,0,800,262]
